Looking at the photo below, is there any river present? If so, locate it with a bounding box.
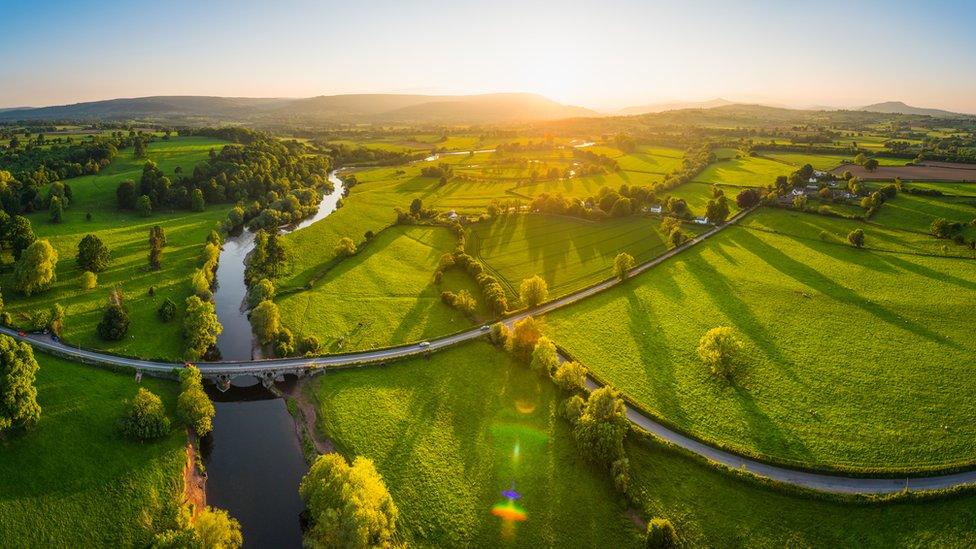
[204,170,345,548]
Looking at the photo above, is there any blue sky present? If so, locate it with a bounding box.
[2,0,975,112]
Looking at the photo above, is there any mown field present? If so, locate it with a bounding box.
[468,214,704,299]
[277,225,479,352]
[870,193,976,240]
[546,208,976,472]
[904,180,976,196]
[695,155,791,187]
[760,152,907,170]
[311,340,976,547]
[662,181,742,217]
[309,342,643,547]
[1,137,229,360]
[0,352,186,546]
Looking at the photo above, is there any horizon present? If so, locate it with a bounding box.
[3,0,976,113]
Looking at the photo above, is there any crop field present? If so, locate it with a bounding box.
[1,137,229,360]
[546,208,976,472]
[870,194,976,239]
[695,156,792,187]
[468,214,704,299]
[0,352,186,546]
[277,225,477,352]
[309,341,643,547]
[835,162,976,181]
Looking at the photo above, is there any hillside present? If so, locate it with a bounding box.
[617,98,735,115]
[858,100,971,117]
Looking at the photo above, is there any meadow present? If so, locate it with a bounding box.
[1,137,229,360]
[870,193,976,240]
[546,208,976,472]
[0,352,186,546]
[695,155,792,187]
[277,225,478,352]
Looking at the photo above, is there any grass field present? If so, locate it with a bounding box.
[1,137,229,360]
[760,152,907,171]
[695,156,792,187]
[904,181,976,196]
[468,214,703,299]
[661,182,742,217]
[310,340,976,547]
[277,225,478,352]
[309,341,643,547]
[0,352,186,546]
[546,208,976,472]
[871,194,976,240]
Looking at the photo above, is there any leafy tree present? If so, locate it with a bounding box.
[194,507,243,549]
[158,298,178,322]
[133,138,148,159]
[573,387,628,464]
[735,188,760,209]
[80,270,97,290]
[14,239,58,296]
[116,180,137,209]
[409,197,423,215]
[250,300,281,344]
[8,215,36,260]
[0,334,41,433]
[274,327,295,357]
[299,453,399,549]
[864,158,879,172]
[300,335,322,355]
[183,296,222,361]
[646,518,677,548]
[137,194,152,217]
[848,228,865,248]
[97,302,130,341]
[119,387,170,440]
[506,316,543,363]
[529,336,559,376]
[190,188,206,212]
[177,365,215,437]
[49,303,65,337]
[519,275,549,308]
[705,196,730,223]
[335,236,357,257]
[613,252,635,280]
[488,322,510,346]
[610,196,632,217]
[697,326,743,379]
[148,225,166,270]
[248,278,276,308]
[49,195,64,223]
[77,233,111,272]
[854,152,868,166]
[667,228,686,248]
[553,360,588,393]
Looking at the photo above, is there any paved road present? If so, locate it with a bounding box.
[7,204,976,494]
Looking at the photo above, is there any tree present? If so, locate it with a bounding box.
[409,198,423,215]
[506,316,543,363]
[553,360,587,393]
[848,228,865,248]
[529,336,559,376]
[137,194,152,217]
[50,303,65,337]
[864,158,879,172]
[854,152,868,166]
[177,365,215,437]
[274,327,295,357]
[334,236,357,257]
[613,252,635,280]
[118,387,170,440]
[736,188,760,209]
[519,275,549,308]
[77,234,110,272]
[148,225,166,270]
[133,138,148,159]
[194,507,243,549]
[158,298,178,322]
[705,196,730,223]
[248,278,276,308]
[116,180,137,209]
[14,239,58,296]
[190,188,206,212]
[8,215,36,260]
[300,336,322,355]
[97,302,130,341]
[183,296,222,360]
[250,300,281,345]
[49,195,64,223]
[0,334,41,433]
[300,453,399,549]
[489,322,510,346]
[646,518,677,548]
[697,326,743,379]
[80,270,97,290]
[573,387,628,464]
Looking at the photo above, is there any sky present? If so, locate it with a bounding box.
[2,0,976,113]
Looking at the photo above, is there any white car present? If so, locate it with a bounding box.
[419,341,430,348]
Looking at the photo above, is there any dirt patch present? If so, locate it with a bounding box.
[834,162,976,181]
[183,430,207,517]
[285,377,335,457]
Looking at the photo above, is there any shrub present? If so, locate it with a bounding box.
[697,326,743,379]
[118,388,170,440]
[334,236,357,257]
[80,270,97,290]
[177,366,215,437]
[847,228,865,248]
[137,194,152,217]
[553,361,588,393]
[158,298,178,322]
[646,518,677,548]
[274,328,295,357]
[300,335,322,355]
[506,316,543,363]
[529,336,559,376]
[611,457,630,494]
[488,322,510,346]
[562,395,585,424]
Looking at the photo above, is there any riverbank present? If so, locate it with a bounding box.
[183,431,207,516]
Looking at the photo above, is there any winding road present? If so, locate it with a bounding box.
[6,204,976,495]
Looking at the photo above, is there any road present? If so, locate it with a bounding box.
[7,204,976,494]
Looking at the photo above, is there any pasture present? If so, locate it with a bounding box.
[1,137,229,360]
[0,352,186,546]
[695,155,792,187]
[870,193,976,240]
[546,209,976,472]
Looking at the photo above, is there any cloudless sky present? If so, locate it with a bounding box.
[2,0,976,112]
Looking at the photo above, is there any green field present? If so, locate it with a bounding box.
[661,182,742,218]
[695,156,792,187]
[760,152,908,171]
[277,225,478,352]
[309,341,643,547]
[871,193,976,240]
[468,214,703,299]
[0,352,186,546]
[1,137,229,360]
[904,181,976,196]
[546,208,976,472]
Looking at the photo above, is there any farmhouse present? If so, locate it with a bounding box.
[693,216,709,225]
[647,204,663,214]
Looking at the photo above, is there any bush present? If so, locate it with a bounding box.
[611,457,630,494]
[553,360,588,393]
[506,316,543,363]
[274,328,295,357]
[177,366,215,437]
[847,228,865,248]
[697,326,743,380]
[97,303,130,341]
[646,518,677,548]
[529,336,559,376]
[488,322,510,346]
[158,298,178,322]
[118,388,170,440]
[80,270,97,290]
[300,335,322,355]
[334,236,357,257]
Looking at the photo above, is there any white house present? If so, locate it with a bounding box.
[648,205,663,214]
[790,188,806,197]
[693,216,709,225]
[447,210,458,220]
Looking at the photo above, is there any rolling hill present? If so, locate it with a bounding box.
[857,101,971,118]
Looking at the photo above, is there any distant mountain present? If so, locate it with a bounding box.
[857,101,971,118]
[617,98,735,116]
[0,93,597,125]
[0,107,30,113]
